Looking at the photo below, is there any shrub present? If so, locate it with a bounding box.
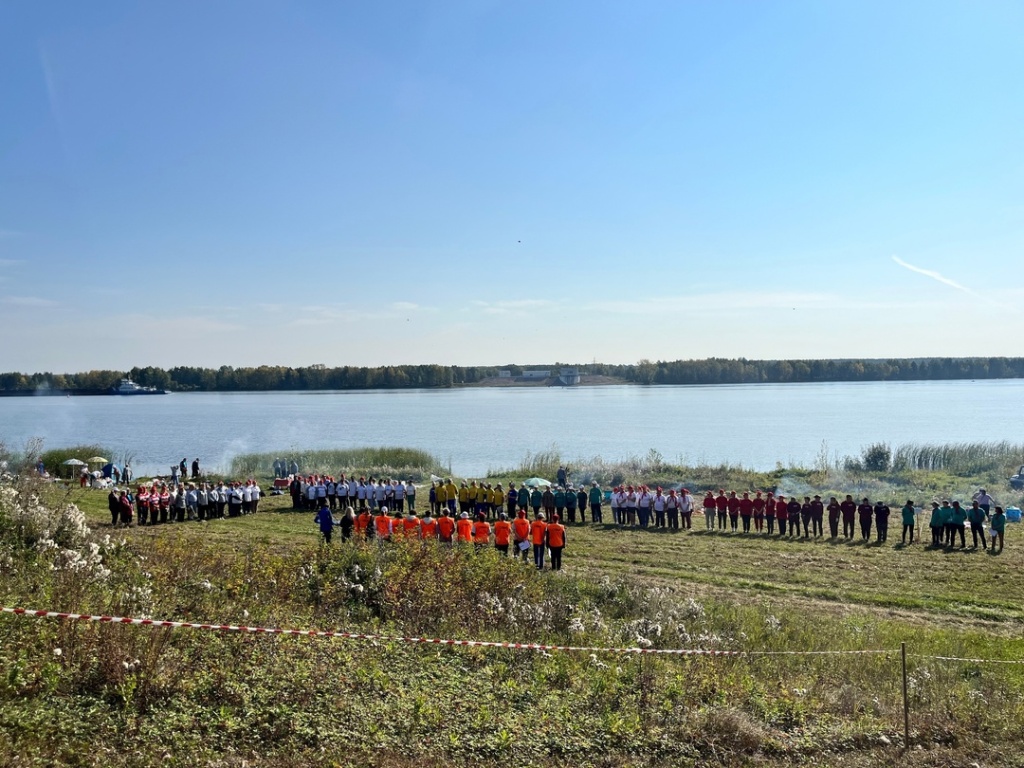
[862,443,892,472]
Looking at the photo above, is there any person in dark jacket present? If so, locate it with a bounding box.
[858,498,873,541]
[874,500,890,543]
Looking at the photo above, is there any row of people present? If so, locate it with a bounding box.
[288,475,606,524]
[107,480,263,526]
[290,475,417,512]
[314,505,569,570]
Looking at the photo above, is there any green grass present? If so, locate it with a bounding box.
[230,447,444,481]
[5,453,1024,767]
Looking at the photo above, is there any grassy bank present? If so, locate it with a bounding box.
[229,447,445,482]
[2,469,1024,767]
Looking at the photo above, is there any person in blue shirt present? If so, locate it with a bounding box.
[314,503,336,544]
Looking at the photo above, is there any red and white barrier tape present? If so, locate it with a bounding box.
[0,606,890,657]
[908,653,1024,665]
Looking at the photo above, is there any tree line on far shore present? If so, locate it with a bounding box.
[2,356,1024,394]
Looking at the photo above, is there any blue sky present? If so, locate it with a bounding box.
[1,1,1021,371]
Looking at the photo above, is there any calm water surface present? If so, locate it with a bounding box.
[1,381,1020,477]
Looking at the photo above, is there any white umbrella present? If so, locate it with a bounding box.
[62,458,86,478]
[87,456,109,464]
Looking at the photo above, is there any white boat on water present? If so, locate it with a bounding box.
[110,378,167,395]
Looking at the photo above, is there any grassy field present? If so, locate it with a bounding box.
[3,462,1024,767]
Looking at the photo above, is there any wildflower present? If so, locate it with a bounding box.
[53,648,62,657]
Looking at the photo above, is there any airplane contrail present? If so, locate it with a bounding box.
[891,256,980,298]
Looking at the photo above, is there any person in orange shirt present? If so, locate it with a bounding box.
[391,510,406,540]
[493,512,512,556]
[546,514,566,571]
[355,508,372,539]
[420,509,438,541]
[437,509,455,544]
[512,509,530,563]
[472,513,491,550]
[403,511,421,539]
[373,506,393,541]
[530,512,548,570]
[456,511,473,544]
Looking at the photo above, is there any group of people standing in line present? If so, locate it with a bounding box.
[107,479,263,526]
[314,505,569,570]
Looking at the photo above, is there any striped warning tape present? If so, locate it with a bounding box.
[0,606,890,657]
[908,654,1024,665]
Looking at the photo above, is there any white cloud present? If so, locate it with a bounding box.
[892,255,979,298]
[469,299,556,315]
[1,295,58,308]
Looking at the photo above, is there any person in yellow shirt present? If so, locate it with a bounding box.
[445,479,458,515]
[467,481,479,516]
[459,482,471,517]
[492,484,505,519]
[435,481,448,516]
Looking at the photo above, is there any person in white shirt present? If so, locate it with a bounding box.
[405,480,416,512]
[665,490,680,530]
[336,478,349,508]
[326,479,336,510]
[306,479,317,511]
[392,480,405,513]
[679,488,694,530]
[374,481,386,508]
[637,487,653,528]
[251,480,261,514]
[653,488,667,528]
[242,481,253,514]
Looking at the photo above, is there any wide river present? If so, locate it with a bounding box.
[1,380,1021,477]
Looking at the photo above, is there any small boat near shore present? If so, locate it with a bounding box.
[110,378,167,396]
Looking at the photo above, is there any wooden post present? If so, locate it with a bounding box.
[901,642,910,749]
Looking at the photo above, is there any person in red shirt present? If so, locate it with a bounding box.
[738,492,754,533]
[764,492,775,535]
[726,492,740,532]
[703,492,716,531]
[775,495,788,536]
[546,514,566,571]
[530,512,548,570]
[494,512,512,556]
[512,510,531,562]
[752,491,765,533]
[714,490,728,530]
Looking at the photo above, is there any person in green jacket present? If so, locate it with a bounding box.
[928,502,943,546]
[937,501,955,547]
[968,500,988,550]
[949,501,968,548]
[991,506,1006,552]
[901,500,916,544]
[530,487,543,515]
[553,486,566,519]
[589,482,603,523]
